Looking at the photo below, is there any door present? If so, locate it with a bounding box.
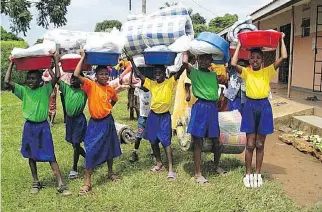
[279,24,291,84]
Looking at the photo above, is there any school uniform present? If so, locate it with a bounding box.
[187,67,220,138]
[136,89,151,139]
[59,81,87,147]
[239,64,276,135]
[82,78,121,169]
[143,76,177,148]
[14,82,56,162]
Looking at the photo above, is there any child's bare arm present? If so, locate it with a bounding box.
[129,58,146,83]
[182,51,191,75]
[47,53,60,87]
[174,65,185,81]
[4,61,15,89]
[74,49,87,84]
[274,33,288,70]
[230,42,244,74]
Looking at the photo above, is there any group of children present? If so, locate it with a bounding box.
[5,33,287,195]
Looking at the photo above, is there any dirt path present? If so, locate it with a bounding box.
[236,132,322,206]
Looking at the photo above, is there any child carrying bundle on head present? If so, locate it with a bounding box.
[74,50,122,195]
[4,53,71,195]
[231,33,287,188]
[129,55,184,181]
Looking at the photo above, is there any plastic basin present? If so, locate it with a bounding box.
[238,30,282,49]
[229,48,250,60]
[196,32,230,64]
[85,51,120,66]
[60,58,91,72]
[13,56,52,71]
[143,51,177,65]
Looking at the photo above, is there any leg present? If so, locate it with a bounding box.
[72,143,86,172]
[107,159,120,181]
[130,108,135,120]
[130,138,142,162]
[150,143,164,171]
[192,135,208,182]
[29,159,39,182]
[134,138,142,150]
[212,139,225,174]
[164,145,174,172]
[255,134,266,174]
[243,133,256,188]
[79,168,93,195]
[50,161,72,195]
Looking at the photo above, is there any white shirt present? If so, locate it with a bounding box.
[138,89,151,117]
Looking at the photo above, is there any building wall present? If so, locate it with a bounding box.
[255,0,322,89]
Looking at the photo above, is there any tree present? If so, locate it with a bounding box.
[193,24,208,37]
[0,26,23,41]
[35,38,44,44]
[1,0,71,36]
[191,13,206,25]
[208,14,238,33]
[94,20,122,32]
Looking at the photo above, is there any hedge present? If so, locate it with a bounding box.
[1,41,28,90]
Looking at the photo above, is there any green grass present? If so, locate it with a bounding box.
[1,91,320,212]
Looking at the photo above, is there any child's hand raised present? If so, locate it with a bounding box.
[281,32,285,39]
[80,49,86,58]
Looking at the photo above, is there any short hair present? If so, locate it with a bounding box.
[95,65,108,74]
[27,70,42,79]
[250,48,264,57]
[153,65,166,72]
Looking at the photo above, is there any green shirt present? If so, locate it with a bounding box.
[189,67,219,101]
[59,81,87,117]
[14,82,53,122]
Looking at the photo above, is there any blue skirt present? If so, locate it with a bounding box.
[241,98,274,135]
[66,113,87,147]
[21,121,56,162]
[84,114,122,169]
[228,97,243,114]
[188,99,220,138]
[136,116,148,139]
[146,111,172,148]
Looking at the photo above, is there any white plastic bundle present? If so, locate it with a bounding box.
[189,39,224,61]
[60,54,81,59]
[84,28,125,52]
[11,41,56,58]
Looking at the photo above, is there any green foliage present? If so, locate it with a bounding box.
[208,13,238,33]
[1,40,28,90]
[1,0,71,35]
[0,26,23,41]
[191,13,206,25]
[35,38,44,44]
[94,20,122,32]
[193,24,208,37]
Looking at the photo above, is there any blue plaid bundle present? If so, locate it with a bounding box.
[122,6,194,56]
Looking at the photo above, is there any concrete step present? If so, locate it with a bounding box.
[291,115,322,136]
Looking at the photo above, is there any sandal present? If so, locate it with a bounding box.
[57,184,72,196]
[195,176,209,184]
[68,170,79,179]
[79,184,92,196]
[30,182,43,194]
[150,165,166,172]
[167,171,176,181]
[108,173,121,181]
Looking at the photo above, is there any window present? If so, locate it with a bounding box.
[301,18,310,37]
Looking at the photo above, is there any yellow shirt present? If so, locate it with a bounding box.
[239,64,277,99]
[211,63,226,76]
[143,76,177,114]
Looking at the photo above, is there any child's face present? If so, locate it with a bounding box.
[70,76,81,88]
[197,54,212,70]
[154,68,166,83]
[96,69,109,86]
[249,53,263,70]
[27,72,41,89]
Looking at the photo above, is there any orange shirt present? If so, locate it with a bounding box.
[82,78,118,119]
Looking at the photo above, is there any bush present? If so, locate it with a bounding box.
[1,41,28,90]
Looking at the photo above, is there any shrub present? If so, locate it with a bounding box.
[1,41,28,90]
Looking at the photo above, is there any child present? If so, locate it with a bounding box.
[226,60,249,114]
[4,55,71,195]
[183,53,223,184]
[58,73,87,179]
[231,33,287,188]
[130,58,184,181]
[129,86,152,162]
[75,50,122,195]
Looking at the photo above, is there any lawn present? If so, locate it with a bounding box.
[1,90,320,212]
